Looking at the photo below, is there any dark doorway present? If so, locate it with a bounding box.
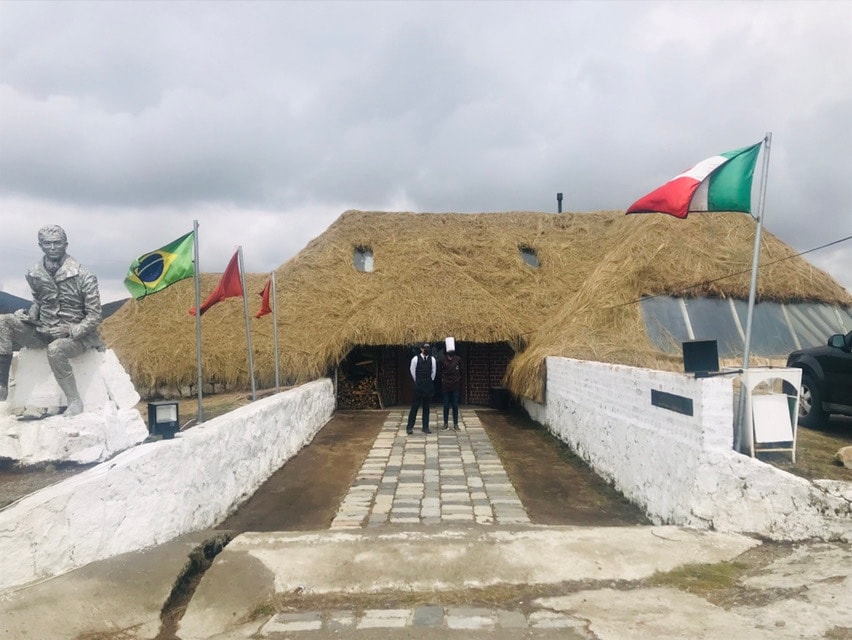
[338,341,515,409]
[394,341,515,406]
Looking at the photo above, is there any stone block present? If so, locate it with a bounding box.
[0,348,146,465]
[7,348,140,413]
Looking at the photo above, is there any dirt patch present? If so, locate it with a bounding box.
[647,540,798,609]
[217,410,386,531]
[0,459,97,509]
[477,408,650,526]
[763,416,852,482]
[256,580,636,620]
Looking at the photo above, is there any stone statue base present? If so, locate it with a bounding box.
[0,348,148,466]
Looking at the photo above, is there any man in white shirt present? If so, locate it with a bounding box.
[406,342,436,435]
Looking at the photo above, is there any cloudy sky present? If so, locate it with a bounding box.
[1,0,850,303]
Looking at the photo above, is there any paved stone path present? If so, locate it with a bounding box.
[254,410,543,637]
[262,606,583,634]
[330,409,530,529]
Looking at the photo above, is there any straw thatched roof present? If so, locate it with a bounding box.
[101,210,851,400]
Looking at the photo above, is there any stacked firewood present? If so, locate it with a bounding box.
[338,375,382,409]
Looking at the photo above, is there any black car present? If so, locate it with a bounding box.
[786,331,852,427]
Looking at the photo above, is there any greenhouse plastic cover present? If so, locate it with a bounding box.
[640,297,852,358]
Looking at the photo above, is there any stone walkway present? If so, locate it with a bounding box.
[261,606,581,634]
[260,408,580,637]
[256,409,547,638]
[330,409,530,529]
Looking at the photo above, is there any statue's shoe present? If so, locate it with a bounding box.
[63,399,84,417]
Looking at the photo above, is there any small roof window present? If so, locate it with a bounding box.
[519,246,540,268]
[353,246,374,272]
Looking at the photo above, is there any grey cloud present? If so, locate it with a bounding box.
[0,1,850,301]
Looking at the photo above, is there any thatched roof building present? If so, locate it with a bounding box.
[102,210,851,403]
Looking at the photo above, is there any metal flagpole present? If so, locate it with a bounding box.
[238,247,257,401]
[193,219,204,424]
[272,270,280,392]
[735,132,772,455]
[742,132,773,370]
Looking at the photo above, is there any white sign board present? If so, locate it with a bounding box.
[752,394,794,443]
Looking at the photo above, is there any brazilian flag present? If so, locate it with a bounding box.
[124,231,195,299]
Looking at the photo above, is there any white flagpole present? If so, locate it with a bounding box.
[238,247,257,401]
[272,270,280,392]
[192,219,204,424]
[742,132,773,369]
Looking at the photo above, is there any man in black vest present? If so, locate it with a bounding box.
[406,342,436,435]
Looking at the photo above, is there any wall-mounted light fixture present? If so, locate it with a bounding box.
[147,401,180,439]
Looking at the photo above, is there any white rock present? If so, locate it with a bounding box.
[835,446,852,469]
[0,348,146,465]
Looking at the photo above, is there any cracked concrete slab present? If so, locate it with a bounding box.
[178,525,758,639]
[535,587,778,640]
[732,543,852,639]
[0,530,221,640]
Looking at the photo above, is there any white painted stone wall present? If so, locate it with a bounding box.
[0,378,335,592]
[525,357,851,542]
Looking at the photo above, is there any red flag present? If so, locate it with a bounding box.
[190,251,243,316]
[255,277,272,318]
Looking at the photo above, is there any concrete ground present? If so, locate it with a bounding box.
[1,409,850,640]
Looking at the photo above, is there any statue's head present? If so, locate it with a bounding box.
[37,225,68,261]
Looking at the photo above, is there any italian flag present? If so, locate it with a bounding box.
[626,142,762,219]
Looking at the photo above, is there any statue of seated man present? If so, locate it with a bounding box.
[0,225,104,417]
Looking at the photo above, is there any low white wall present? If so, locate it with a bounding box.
[0,378,335,592]
[526,357,851,541]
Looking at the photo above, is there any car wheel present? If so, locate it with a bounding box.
[798,374,827,428]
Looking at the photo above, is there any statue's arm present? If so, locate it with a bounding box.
[70,271,102,339]
[22,271,41,324]
[14,302,39,324]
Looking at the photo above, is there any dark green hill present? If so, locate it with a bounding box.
[0,292,127,318]
[0,291,29,314]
